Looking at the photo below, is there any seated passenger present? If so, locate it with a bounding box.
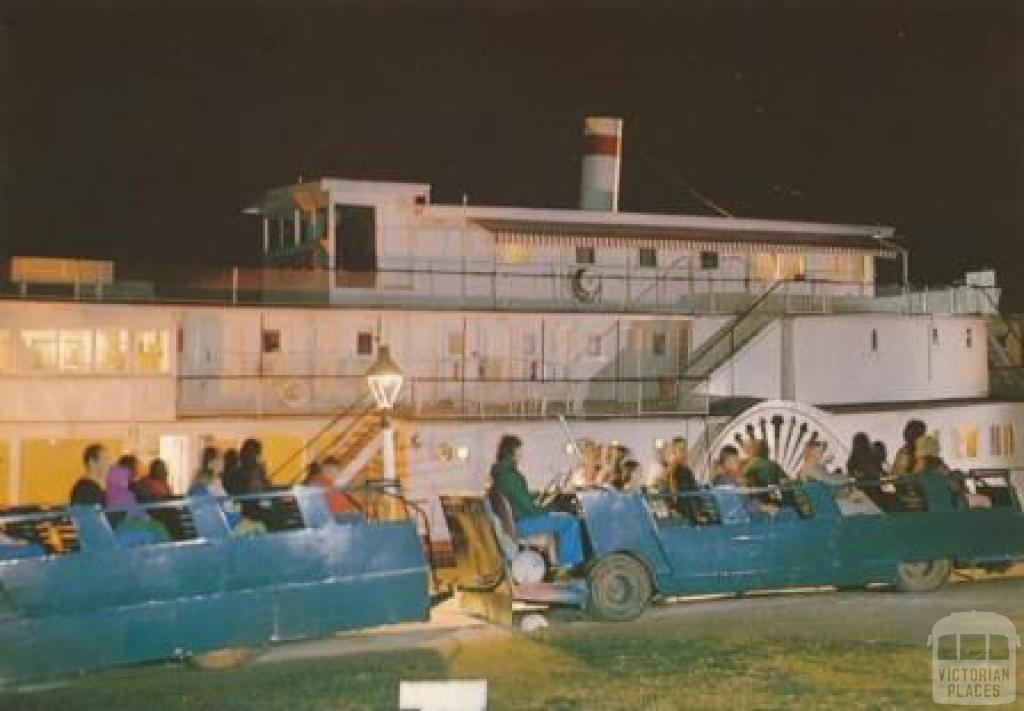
[612,459,640,491]
[664,438,698,518]
[912,436,950,474]
[711,445,742,486]
[189,446,227,498]
[490,435,584,571]
[106,461,170,545]
[135,458,173,502]
[846,433,883,482]
[892,419,927,476]
[304,456,358,516]
[69,443,108,506]
[568,439,601,488]
[743,439,786,488]
[799,442,881,516]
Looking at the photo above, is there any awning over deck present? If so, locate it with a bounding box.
[474,218,900,257]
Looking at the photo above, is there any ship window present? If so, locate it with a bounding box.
[576,246,596,265]
[992,423,1016,457]
[447,331,465,358]
[652,332,667,356]
[586,334,602,358]
[966,328,973,348]
[20,330,58,371]
[95,329,130,372]
[135,330,170,373]
[870,329,878,352]
[0,330,10,372]
[499,243,531,265]
[700,251,719,270]
[638,248,658,268]
[932,328,939,346]
[955,426,979,459]
[356,331,374,356]
[262,329,281,354]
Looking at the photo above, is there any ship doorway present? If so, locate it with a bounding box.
[159,435,190,495]
[618,321,690,409]
[334,204,378,288]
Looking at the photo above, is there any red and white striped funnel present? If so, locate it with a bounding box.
[579,116,623,211]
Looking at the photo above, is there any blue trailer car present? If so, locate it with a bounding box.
[0,487,430,684]
[441,471,1024,624]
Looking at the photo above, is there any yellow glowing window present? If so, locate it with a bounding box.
[95,329,131,372]
[20,330,58,371]
[956,426,979,459]
[499,243,531,265]
[0,331,10,372]
[59,330,93,372]
[135,330,170,373]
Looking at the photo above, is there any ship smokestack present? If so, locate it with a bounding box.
[579,116,623,212]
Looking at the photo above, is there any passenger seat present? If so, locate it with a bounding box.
[484,486,555,562]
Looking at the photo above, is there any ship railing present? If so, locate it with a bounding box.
[1,265,999,317]
[175,372,711,419]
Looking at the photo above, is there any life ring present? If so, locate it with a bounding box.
[570,268,602,303]
[279,380,312,408]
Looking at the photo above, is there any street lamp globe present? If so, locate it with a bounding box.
[366,344,404,410]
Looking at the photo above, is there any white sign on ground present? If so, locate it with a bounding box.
[399,680,488,711]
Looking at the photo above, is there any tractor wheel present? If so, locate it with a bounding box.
[586,553,652,622]
[895,559,951,592]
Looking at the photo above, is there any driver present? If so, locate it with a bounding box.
[490,435,584,572]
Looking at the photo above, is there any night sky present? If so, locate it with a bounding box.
[4,0,1023,305]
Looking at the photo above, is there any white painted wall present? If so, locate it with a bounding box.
[792,315,988,405]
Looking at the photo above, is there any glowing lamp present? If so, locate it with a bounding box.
[366,345,404,410]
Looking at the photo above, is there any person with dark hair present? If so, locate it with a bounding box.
[190,446,226,497]
[892,419,927,476]
[70,443,108,506]
[238,438,271,493]
[490,435,583,569]
[712,445,742,486]
[135,458,173,502]
[613,459,640,491]
[220,449,242,495]
[846,433,883,481]
[873,440,890,476]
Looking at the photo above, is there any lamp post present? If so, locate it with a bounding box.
[366,345,404,513]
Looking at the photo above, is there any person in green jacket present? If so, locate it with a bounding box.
[490,435,584,568]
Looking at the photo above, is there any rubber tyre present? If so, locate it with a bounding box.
[189,647,256,670]
[586,553,652,622]
[895,559,951,592]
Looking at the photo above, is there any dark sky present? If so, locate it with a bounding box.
[4,0,1023,305]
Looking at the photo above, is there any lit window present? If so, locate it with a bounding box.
[59,330,93,372]
[777,254,805,280]
[20,330,58,371]
[652,332,667,356]
[356,331,374,356]
[0,330,9,372]
[447,331,465,358]
[135,330,170,373]
[499,243,531,265]
[1002,424,1016,456]
[700,251,719,270]
[576,246,596,265]
[990,425,1002,457]
[95,329,130,372]
[262,329,281,354]
[586,334,602,358]
[956,426,979,459]
[638,248,658,268]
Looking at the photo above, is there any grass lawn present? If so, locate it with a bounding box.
[0,617,942,710]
